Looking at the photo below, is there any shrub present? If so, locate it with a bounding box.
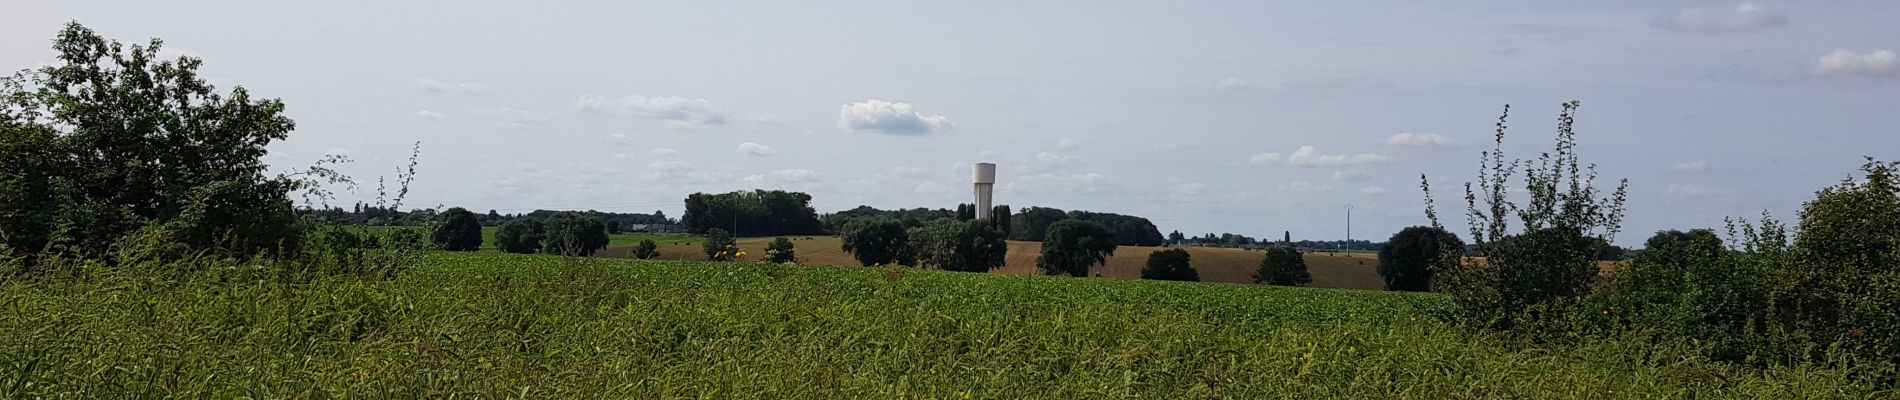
[1254,247,1310,286]
[906,219,961,269]
[632,239,660,260]
[1421,101,1627,330]
[432,207,483,251]
[1377,226,1463,292]
[1036,220,1116,277]
[702,228,737,261]
[1141,248,1198,281]
[541,214,609,257]
[766,237,796,263]
[839,218,906,266]
[494,220,543,254]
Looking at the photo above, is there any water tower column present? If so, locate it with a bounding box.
[974,163,996,219]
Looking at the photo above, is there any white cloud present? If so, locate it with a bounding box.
[1381,132,1455,149]
[650,148,681,158]
[1360,186,1389,195]
[885,166,932,180]
[746,113,784,124]
[743,169,820,186]
[1653,2,1789,34]
[1277,181,1333,193]
[606,133,636,146]
[1334,170,1371,182]
[414,110,447,122]
[415,78,491,95]
[1813,50,1900,79]
[837,99,951,135]
[1057,137,1079,150]
[1671,161,1710,173]
[738,142,777,156]
[576,94,730,129]
[647,161,693,173]
[913,181,952,195]
[1665,184,1738,198]
[1249,146,1392,168]
[486,107,551,129]
[1010,173,1111,194]
[1214,77,1255,92]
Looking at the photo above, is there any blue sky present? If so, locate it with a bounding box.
[5,1,1897,245]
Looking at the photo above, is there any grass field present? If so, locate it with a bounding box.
[0,253,1874,397]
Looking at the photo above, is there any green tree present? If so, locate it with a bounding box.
[766,237,797,263]
[1,22,310,262]
[1377,226,1463,292]
[989,204,1012,236]
[1036,220,1116,277]
[1254,247,1310,286]
[1010,207,1068,241]
[947,219,1009,272]
[542,214,609,256]
[906,219,961,269]
[631,239,660,260]
[494,219,542,254]
[432,207,483,251]
[840,217,907,266]
[956,204,975,221]
[1167,230,1186,245]
[1141,248,1198,281]
[703,228,737,261]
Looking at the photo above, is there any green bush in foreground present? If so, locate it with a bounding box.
[1141,248,1198,282]
[1253,247,1310,286]
[766,237,796,263]
[0,253,1883,398]
[631,239,660,260]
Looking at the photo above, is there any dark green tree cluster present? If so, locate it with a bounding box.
[1141,248,1198,281]
[540,213,609,256]
[906,219,1008,272]
[1376,226,1463,292]
[681,190,823,236]
[1007,207,1163,246]
[1036,220,1117,277]
[0,22,310,264]
[431,207,483,251]
[821,206,957,232]
[839,217,908,266]
[494,219,543,254]
[988,205,1012,237]
[1253,247,1310,286]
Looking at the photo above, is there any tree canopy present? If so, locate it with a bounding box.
[1036,220,1117,277]
[432,207,483,251]
[1254,247,1311,286]
[681,190,823,236]
[1377,226,1463,292]
[839,217,907,266]
[1141,248,1198,281]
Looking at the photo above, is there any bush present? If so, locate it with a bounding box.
[906,219,961,269]
[1422,102,1627,330]
[1253,247,1310,286]
[631,239,660,260]
[432,207,483,251]
[541,214,608,257]
[1377,226,1462,292]
[494,220,543,254]
[839,218,906,266]
[702,228,738,261]
[766,237,796,263]
[1141,248,1198,281]
[1036,220,1116,277]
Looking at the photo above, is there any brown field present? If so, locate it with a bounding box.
[599,236,1389,290]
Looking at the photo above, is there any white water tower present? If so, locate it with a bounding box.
[973,163,996,219]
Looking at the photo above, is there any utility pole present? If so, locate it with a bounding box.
[1344,203,1354,246]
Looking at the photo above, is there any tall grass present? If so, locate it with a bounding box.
[0,253,1884,398]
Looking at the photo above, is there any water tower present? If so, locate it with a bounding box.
[973,163,996,219]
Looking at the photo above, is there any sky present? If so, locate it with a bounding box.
[5,1,1898,245]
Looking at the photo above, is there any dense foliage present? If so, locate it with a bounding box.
[1141,248,1199,282]
[1036,220,1117,277]
[822,206,956,232]
[839,218,907,266]
[681,190,823,236]
[494,220,543,254]
[431,207,483,251]
[1377,226,1463,292]
[0,22,311,264]
[541,214,608,256]
[1253,247,1311,286]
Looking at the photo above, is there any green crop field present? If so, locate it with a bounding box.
[0,253,1873,398]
